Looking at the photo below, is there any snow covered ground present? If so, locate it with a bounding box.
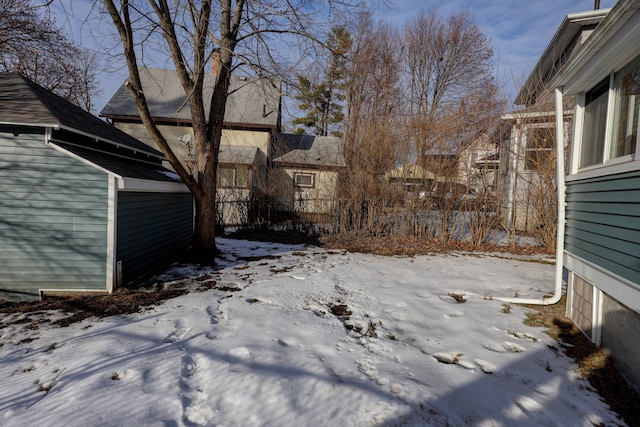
[0,238,624,426]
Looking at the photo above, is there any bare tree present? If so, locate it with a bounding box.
[405,11,495,149]
[332,10,504,246]
[404,11,501,243]
[101,0,358,255]
[0,0,100,111]
[336,13,405,235]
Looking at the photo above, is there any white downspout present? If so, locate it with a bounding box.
[498,87,566,305]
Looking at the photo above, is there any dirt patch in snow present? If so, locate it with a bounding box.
[0,287,190,327]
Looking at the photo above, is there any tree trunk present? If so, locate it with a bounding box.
[193,189,217,255]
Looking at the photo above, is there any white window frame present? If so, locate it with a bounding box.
[573,55,640,177]
[293,172,315,188]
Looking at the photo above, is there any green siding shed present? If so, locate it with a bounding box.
[0,73,193,300]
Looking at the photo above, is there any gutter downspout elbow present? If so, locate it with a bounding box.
[498,87,566,306]
[546,86,566,305]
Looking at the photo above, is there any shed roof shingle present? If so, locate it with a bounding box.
[272,134,345,168]
[0,72,162,158]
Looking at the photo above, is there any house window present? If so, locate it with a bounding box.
[218,165,248,188]
[293,172,315,188]
[611,58,640,159]
[525,126,555,171]
[580,78,609,168]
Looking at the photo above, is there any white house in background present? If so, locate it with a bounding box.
[551,0,640,391]
[422,134,500,198]
[499,9,609,232]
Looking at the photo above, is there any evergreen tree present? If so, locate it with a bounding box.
[293,26,351,136]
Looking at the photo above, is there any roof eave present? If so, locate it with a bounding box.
[550,0,640,94]
[515,8,610,105]
[0,121,60,129]
[103,114,278,131]
[57,124,165,161]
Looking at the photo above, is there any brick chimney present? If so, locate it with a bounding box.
[211,50,221,75]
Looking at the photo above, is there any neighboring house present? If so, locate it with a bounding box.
[422,134,499,199]
[216,145,268,225]
[499,9,609,232]
[0,73,193,300]
[456,134,500,196]
[101,68,345,225]
[387,163,436,200]
[551,0,640,391]
[271,133,345,219]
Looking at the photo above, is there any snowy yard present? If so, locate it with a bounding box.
[0,238,624,426]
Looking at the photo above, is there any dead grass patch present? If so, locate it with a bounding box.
[522,298,639,427]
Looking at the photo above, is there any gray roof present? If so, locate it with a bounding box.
[273,133,346,168]
[101,68,280,128]
[219,145,260,165]
[0,72,162,158]
[53,142,183,183]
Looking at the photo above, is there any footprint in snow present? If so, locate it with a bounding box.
[179,352,215,426]
[164,320,191,343]
[205,305,227,325]
[481,341,507,353]
[502,341,526,353]
[183,390,214,426]
[442,311,464,319]
[355,358,378,379]
[507,330,538,341]
[474,359,497,374]
[227,347,251,370]
[277,337,299,347]
[513,395,556,425]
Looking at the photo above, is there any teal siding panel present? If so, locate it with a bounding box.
[566,217,640,243]
[565,171,640,288]
[566,211,640,231]
[0,129,109,292]
[567,201,640,217]
[565,170,640,193]
[564,241,640,285]
[116,192,193,284]
[565,189,640,203]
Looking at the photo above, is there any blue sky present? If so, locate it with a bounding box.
[373,0,617,100]
[51,0,618,113]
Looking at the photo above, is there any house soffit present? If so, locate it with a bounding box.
[515,9,610,105]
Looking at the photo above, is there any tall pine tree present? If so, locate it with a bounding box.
[293,26,351,136]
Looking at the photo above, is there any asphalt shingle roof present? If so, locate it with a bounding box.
[0,72,162,158]
[53,143,183,182]
[219,145,260,165]
[101,68,280,128]
[272,134,345,168]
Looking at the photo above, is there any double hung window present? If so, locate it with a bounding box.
[611,60,640,159]
[579,54,640,170]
